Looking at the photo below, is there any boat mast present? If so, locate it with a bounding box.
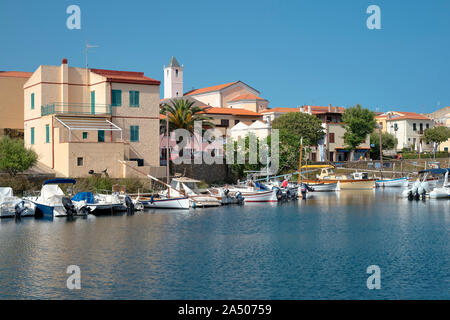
[297,137,303,185]
[166,110,170,198]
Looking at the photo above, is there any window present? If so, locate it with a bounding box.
[30,127,35,145]
[129,91,139,107]
[98,130,105,142]
[413,123,417,131]
[77,157,83,166]
[111,90,122,106]
[31,93,35,110]
[130,126,139,142]
[445,147,449,152]
[419,123,423,133]
[176,69,178,77]
[426,123,429,129]
[45,124,50,143]
[329,132,335,143]
[82,132,88,139]
[220,119,229,127]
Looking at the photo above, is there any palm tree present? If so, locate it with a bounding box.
[160,99,215,133]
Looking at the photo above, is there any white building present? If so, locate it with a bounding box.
[164,56,183,99]
[377,111,435,152]
[229,120,271,140]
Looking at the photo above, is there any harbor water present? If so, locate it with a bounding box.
[0,189,448,299]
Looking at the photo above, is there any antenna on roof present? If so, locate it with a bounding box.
[85,41,99,70]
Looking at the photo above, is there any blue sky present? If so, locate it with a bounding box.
[1,0,449,113]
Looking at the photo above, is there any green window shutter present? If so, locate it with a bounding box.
[31,93,35,110]
[82,132,88,139]
[130,126,139,142]
[98,130,105,142]
[112,90,122,106]
[31,127,35,145]
[45,124,50,143]
[129,91,139,107]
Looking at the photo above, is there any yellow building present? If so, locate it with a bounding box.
[24,58,164,178]
[0,71,32,138]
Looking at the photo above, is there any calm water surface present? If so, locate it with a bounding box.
[0,189,448,299]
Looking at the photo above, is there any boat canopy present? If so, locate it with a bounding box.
[43,178,76,185]
[418,168,450,175]
[72,192,95,204]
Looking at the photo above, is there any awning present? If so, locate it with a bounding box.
[55,116,122,141]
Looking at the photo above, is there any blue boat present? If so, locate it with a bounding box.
[28,178,82,219]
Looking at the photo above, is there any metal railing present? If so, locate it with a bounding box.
[41,102,112,116]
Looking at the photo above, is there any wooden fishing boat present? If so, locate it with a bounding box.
[302,167,376,190]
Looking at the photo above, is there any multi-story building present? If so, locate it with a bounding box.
[261,105,371,162]
[375,111,435,152]
[0,71,32,138]
[425,106,450,152]
[24,58,164,178]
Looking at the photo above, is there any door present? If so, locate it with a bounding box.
[98,130,105,142]
[91,91,95,115]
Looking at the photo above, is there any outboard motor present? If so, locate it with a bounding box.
[235,191,244,204]
[407,190,414,201]
[300,184,307,199]
[14,201,26,219]
[125,195,134,215]
[223,189,230,197]
[78,205,91,216]
[62,197,76,217]
[274,187,283,201]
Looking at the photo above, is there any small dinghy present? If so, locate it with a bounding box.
[0,187,35,218]
[375,177,409,188]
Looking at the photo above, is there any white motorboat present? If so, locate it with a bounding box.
[375,177,409,188]
[402,168,449,200]
[26,179,89,218]
[0,187,35,218]
[165,177,221,207]
[71,191,126,213]
[429,170,450,199]
[135,195,190,209]
[227,182,279,203]
[306,181,341,192]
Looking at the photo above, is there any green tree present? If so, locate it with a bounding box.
[272,112,325,146]
[370,132,398,159]
[342,104,376,150]
[160,99,215,133]
[0,137,38,176]
[229,133,264,179]
[423,126,450,145]
[271,112,324,173]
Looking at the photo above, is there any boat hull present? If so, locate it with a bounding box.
[307,182,340,192]
[140,197,190,209]
[242,190,278,203]
[303,179,375,190]
[375,178,408,188]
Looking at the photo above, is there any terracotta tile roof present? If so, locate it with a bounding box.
[261,107,298,113]
[228,93,267,102]
[184,81,238,96]
[261,106,344,114]
[384,112,431,121]
[201,107,262,116]
[0,71,32,78]
[90,69,160,85]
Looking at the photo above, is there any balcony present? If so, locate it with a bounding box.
[41,102,112,117]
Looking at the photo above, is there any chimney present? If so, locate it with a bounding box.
[299,106,304,113]
[308,105,312,114]
[61,58,69,109]
[328,104,332,112]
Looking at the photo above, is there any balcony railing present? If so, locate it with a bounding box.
[41,103,112,116]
